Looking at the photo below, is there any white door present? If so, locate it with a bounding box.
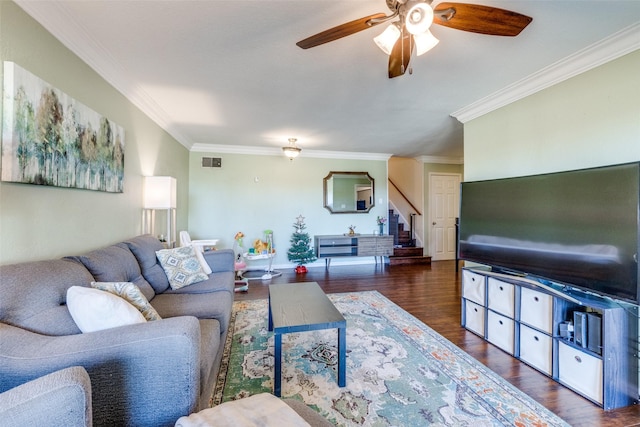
[429,173,461,261]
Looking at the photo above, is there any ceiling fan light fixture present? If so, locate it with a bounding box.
[405,2,433,35]
[373,23,400,55]
[414,30,439,56]
[282,138,302,159]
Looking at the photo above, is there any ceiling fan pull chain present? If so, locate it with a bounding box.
[401,25,405,71]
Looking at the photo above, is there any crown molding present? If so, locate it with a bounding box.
[190,143,392,161]
[452,22,640,124]
[15,0,195,150]
[417,155,464,165]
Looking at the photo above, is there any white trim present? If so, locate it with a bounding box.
[452,22,640,124]
[190,143,392,160]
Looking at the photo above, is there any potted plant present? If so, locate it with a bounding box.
[377,216,387,235]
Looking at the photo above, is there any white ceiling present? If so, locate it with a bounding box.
[16,1,640,161]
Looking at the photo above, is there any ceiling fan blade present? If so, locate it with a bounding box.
[296,13,388,49]
[433,2,532,36]
[388,29,413,79]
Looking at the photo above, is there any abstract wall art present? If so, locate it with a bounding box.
[1,61,124,193]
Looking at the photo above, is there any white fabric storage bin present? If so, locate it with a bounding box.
[519,324,552,375]
[487,278,515,318]
[487,310,515,354]
[558,341,603,404]
[520,287,553,334]
[464,300,485,336]
[462,270,486,306]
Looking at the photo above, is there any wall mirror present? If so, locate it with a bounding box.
[323,171,375,214]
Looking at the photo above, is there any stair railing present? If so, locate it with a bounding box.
[388,179,422,216]
[388,179,422,246]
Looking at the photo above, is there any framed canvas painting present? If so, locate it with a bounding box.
[1,61,124,193]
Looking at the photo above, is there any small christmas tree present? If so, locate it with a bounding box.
[287,215,317,272]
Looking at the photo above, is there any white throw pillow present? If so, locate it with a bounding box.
[156,246,209,290]
[67,286,146,333]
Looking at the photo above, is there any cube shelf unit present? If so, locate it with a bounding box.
[314,235,393,268]
[461,267,638,410]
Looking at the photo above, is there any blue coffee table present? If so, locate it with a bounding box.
[268,282,346,397]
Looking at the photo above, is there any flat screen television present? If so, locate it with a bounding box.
[458,162,640,305]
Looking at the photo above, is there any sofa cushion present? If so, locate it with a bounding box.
[66,245,155,302]
[121,235,171,293]
[156,246,208,290]
[91,281,162,321]
[162,271,235,295]
[0,259,94,335]
[66,286,146,333]
[151,289,233,333]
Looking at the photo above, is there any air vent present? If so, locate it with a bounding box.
[202,157,222,168]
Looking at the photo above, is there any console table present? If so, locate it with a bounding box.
[314,234,393,268]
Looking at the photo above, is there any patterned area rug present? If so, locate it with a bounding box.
[212,291,570,426]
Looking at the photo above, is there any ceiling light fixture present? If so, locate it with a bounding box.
[374,1,439,57]
[282,138,301,160]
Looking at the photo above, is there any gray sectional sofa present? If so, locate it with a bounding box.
[0,234,235,427]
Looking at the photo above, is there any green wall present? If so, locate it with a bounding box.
[464,51,640,180]
[0,2,189,264]
[188,152,388,268]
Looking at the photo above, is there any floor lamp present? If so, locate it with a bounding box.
[142,176,177,248]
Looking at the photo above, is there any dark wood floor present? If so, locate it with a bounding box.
[234,261,640,427]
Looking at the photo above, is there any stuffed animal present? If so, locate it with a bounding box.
[253,239,268,254]
[253,238,275,254]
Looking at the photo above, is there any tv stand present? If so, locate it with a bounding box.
[461,267,638,410]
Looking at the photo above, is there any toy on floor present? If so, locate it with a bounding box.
[233,232,248,292]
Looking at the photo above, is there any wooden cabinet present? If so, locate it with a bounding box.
[461,267,638,410]
[315,235,393,268]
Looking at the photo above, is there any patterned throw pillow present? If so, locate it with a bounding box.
[91,281,162,321]
[156,246,209,290]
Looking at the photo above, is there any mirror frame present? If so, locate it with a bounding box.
[323,171,375,214]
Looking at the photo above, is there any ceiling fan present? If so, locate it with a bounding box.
[296,1,532,78]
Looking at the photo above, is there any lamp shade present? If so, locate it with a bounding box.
[143,176,176,209]
[414,30,439,56]
[374,23,401,55]
[405,2,434,35]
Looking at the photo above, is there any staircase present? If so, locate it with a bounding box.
[388,209,431,266]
